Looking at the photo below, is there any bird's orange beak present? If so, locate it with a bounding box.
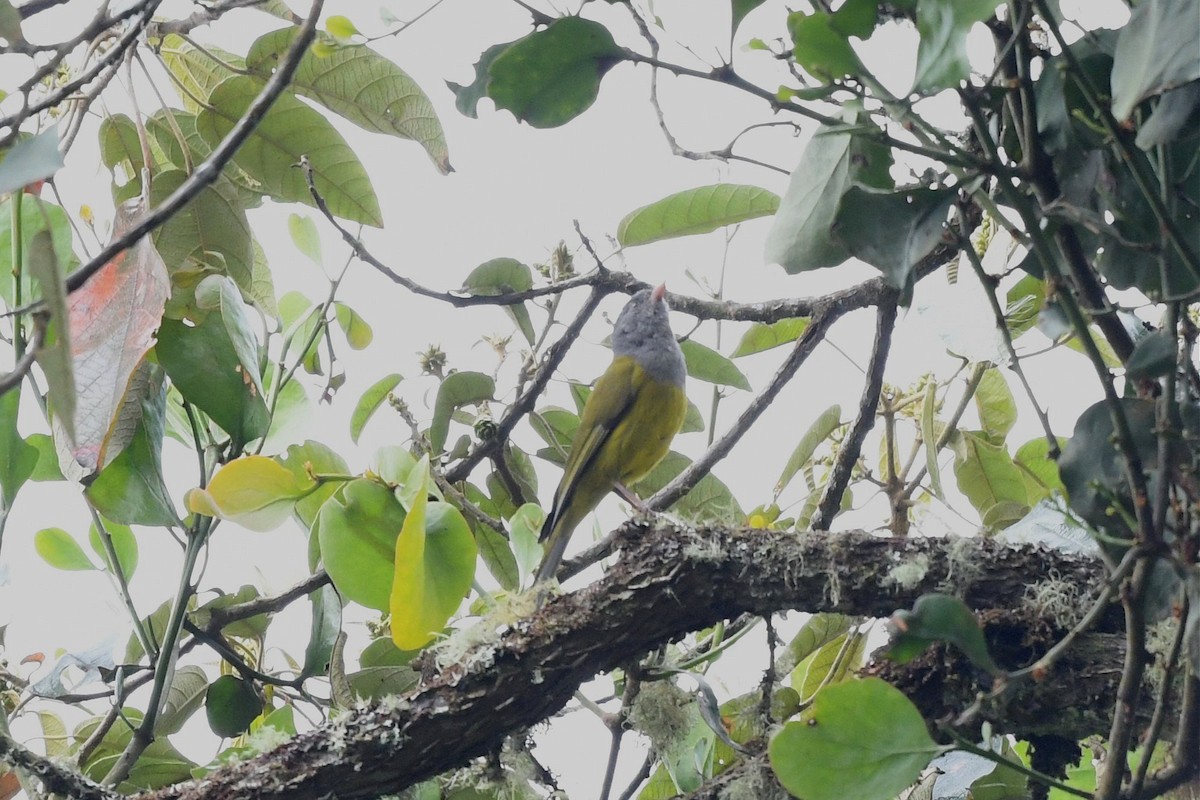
[652,283,667,303]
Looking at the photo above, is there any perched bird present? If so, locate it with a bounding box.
[536,284,687,585]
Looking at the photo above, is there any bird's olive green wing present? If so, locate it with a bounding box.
[541,356,639,541]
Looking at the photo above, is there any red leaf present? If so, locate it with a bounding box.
[61,198,169,477]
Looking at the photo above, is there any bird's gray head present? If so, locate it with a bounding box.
[612,284,686,387]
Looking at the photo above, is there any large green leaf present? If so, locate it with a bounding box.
[155,276,269,445]
[318,479,406,611]
[765,122,893,273]
[155,665,208,736]
[1110,0,1200,120]
[76,709,195,791]
[832,185,955,290]
[787,11,863,81]
[246,27,450,173]
[951,431,1029,530]
[775,404,842,496]
[912,0,1000,94]
[205,675,262,737]
[390,460,477,650]
[159,34,244,111]
[486,16,625,128]
[196,76,382,227]
[0,195,78,308]
[769,678,944,800]
[617,185,779,247]
[888,593,1001,675]
[634,451,743,522]
[350,373,403,444]
[34,528,95,571]
[973,367,1016,444]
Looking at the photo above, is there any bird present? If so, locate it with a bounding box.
[535,284,687,586]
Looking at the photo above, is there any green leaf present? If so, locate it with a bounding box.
[156,276,269,445]
[29,228,74,443]
[509,502,544,581]
[34,528,95,571]
[0,389,37,507]
[784,613,854,665]
[922,381,944,501]
[350,373,403,444]
[301,583,342,679]
[832,185,955,290]
[731,0,767,36]
[156,665,208,736]
[0,195,78,310]
[775,404,842,496]
[476,521,519,591]
[888,593,1001,675]
[787,11,863,81]
[769,678,944,800]
[461,258,534,344]
[318,479,407,611]
[88,519,138,579]
[791,631,866,700]
[150,168,253,305]
[448,40,518,119]
[730,318,810,357]
[188,455,316,531]
[679,340,751,390]
[429,371,495,453]
[0,126,63,195]
[974,367,1016,444]
[277,439,349,528]
[205,675,262,738]
[84,367,178,527]
[76,709,195,791]
[325,15,359,40]
[333,302,372,349]
[159,35,245,112]
[390,458,477,649]
[246,27,451,173]
[617,184,779,247]
[288,213,322,265]
[1125,330,1177,380]
[26,433,63,481]
[345,665,420,702]
[765,121,893,273]
[486,16,624,128]
[634,451,743,522]
[912,0,1000,94]
[1110,0,1200,120]
[952,431,1030,530]
[192,585,271,638]
[1014,436,1065,501]
[196,75,382,227]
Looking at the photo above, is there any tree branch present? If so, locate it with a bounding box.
[137,525,1124,800]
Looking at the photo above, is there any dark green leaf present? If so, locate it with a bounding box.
[888,593,1001,675]
[205,675,263,737]
[1111,0,1200,120]
[1125,330,1177,380]
[765,122,893,273]
[912,0,1000,93]
[731,0,767,36]
[486,17,624,128]
[300,583,342,679]
[832,185,955,290]
[448,41,517,119]
[0,389,37,506]
[85,366,178,527]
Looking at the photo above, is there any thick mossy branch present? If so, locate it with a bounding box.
[132,524,1135,800]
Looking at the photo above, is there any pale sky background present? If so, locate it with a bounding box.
[0,0,1131,795]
